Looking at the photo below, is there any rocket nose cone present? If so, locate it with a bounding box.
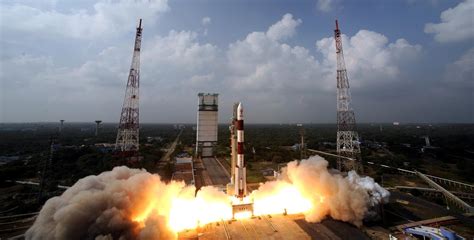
[237,102,243,120]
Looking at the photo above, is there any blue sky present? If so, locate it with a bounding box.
[0,0,473,123]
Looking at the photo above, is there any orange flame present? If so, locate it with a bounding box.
[131,180,318,234]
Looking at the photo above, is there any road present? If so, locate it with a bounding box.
[159,129,182,164]
[201,157,229,186]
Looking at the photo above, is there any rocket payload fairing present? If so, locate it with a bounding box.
[234,102,247,198]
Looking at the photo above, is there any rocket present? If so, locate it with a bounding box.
[234,102,247,198]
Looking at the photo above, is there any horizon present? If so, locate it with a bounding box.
[2,121,473,125]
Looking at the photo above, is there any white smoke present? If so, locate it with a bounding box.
[26,156,389,239]
[347,170,390,220]
[251,155,390,226]
[25,166,183,240]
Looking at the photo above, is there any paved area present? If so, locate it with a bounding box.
[179,214,369,240]
[201,157,229,186]
[159,130,182,164]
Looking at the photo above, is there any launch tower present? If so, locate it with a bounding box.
[227,103,239,196]
[334,20,363,173]
[116,19,142,153]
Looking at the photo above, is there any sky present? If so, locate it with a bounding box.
[0,0,473,123]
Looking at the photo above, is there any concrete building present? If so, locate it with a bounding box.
[196,93,218,157]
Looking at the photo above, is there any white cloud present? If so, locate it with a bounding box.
[317,0,333,12]
[201,16,211,26]
[227,31,322,91]
[316,30,421,88]
[266,13,302,41]
[0,0,169,39]
[0,12,424,123]
[227,14,421,96]
[1,28,219,122]
[424,0,474,43]
[0,50,127,122]
[142,30,218,84]
[444,47,474,87]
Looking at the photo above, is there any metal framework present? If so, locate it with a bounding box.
[116,19,142,152]
[38,137,55,203]
[334,20,363,173]
[95,120,102,137]
[59,120,64,133]
[416,171,474,213]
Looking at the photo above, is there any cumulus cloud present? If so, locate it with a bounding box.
[266,13,302,41]
[227,16,421,95]
[132,30,220,122]
[0,11,423,123]
[143,31,218,77]
[317,0,333,12]
[141,30,219,92]
[0,44,136,121]
[316,30,421,88]
[226,13,319,94]
[424,0,474,43]
[0,0,169,39]
[0,28,219,122]
[227,32,321,91]
[444,47,474,87]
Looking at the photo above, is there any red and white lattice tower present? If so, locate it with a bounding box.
[116,19,142,153]
[334,20,363,173]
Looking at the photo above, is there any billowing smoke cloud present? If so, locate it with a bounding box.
[25,166,185,239]
[251,155,390,226]
[26,156,389,239]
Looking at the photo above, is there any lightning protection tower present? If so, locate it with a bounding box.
[299,125,306,160]
[95,120,102,137]
[38,136,55,203]
[334,20,363,173]
[116,19,142,153]
[59,120,64,133]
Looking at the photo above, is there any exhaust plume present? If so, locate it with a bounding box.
[26,156,389,239]
[252,155,390,226]
[26,166,183,239]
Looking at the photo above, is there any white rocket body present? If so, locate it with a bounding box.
[234,103,247,198]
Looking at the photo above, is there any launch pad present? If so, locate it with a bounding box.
[231,202,254,219]
[177,214,369,240]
